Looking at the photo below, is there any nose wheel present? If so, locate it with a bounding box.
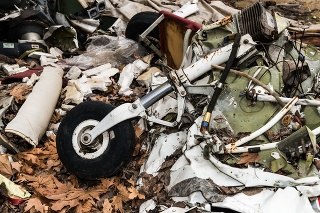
[56,101,135,179]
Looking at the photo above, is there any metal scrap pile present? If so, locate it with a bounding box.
[1,0,320,213]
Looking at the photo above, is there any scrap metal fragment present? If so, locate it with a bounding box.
[0,173,31,204]
[169,177,226,203]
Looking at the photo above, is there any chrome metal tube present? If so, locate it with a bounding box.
[140,82,173,108]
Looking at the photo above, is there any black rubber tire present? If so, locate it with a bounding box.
[125,11,160,41]
[56,101,135,180]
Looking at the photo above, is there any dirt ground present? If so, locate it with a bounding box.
[221,0,320,23]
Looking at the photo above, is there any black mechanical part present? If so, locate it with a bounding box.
[0,0,21,9]
[56,101,136,180]
[0,41,47,58]
[125,11,160,41]
[236,1,279,42]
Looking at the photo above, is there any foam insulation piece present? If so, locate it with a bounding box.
[5,64,63,146]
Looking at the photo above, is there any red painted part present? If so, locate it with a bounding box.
[160,10,201,31]
[2,195,27,205]
[158,10,201,63]
[2,66,43,84]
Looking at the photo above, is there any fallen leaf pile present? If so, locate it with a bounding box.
[0,133,152,213]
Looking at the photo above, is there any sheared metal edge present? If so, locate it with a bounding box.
[0,96,14,127]
[208,187,315,213]
[169,145,243,189]
[70,19,100,34]
[201,142,320,187]
[0,173,31,200]
[139,130,187,176]
[139,199,157,213]
[147,95,178,120]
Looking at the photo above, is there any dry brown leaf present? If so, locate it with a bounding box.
[9,84,31,102]
[90,95,110,103]
[21,164,34,175]
[98,178,116,190]
[111,196,123,213]
[46,159,61,170]
[0,154,13,179]
[75,200,95,213]
[134,125,144,139]
[50,112,61,124]
[128,186,145,199]
[242,187,264,196]
[49,188,104,212]
[30,174,57,189]
[51,199,78,212]
[11,161,22,173]
[102,199,113,213]
[236,153,260,166]
[68,175,79,188]
[117,184,131,202]
[24,197,48,213]
[37,176,74,200]
[18,152,41,165]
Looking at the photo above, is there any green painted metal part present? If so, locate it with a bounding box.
[214,66,281,137]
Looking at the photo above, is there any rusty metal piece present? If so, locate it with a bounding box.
[282,114,292,126]
[214,115,226,123]
[202,15,233,31]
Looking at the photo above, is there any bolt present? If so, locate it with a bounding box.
[243,39,249,44]
[81,133,92,145]
[181,91,186,96]
[132,104,138,109]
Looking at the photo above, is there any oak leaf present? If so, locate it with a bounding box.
[102,199,113,213]
[51,199,78,212]
[117,184,131,202]
[0,154,13,179]
[77,199,95,213]
[98,178,116,190]
[24,197,48,213]
[128,186,145,199]
[30,174,57,189]
[21,164,34,175]
[17,152,41,166]
[11,161,22,175]
[9,84,31,102]
[236,153,260,166]
[111,195,123,213]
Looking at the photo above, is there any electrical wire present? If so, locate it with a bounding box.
[251,41,308,98]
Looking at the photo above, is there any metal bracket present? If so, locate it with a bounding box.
[168,70,187,97]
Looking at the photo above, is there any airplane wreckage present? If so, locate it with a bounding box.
[1,0,320,212]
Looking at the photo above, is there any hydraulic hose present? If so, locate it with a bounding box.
[200,33,241,132]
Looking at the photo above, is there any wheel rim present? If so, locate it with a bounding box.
[72,119,112,159]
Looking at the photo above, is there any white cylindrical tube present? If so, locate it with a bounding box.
[223,96,299,151]
[5,64,63,146]
[222,142,278,154]
[181,34,255,83]
[257,95,320,106]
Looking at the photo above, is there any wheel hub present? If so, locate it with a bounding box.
[72,120,111,159]
[80,133,92,145]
